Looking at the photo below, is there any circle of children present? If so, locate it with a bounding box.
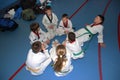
[13,0,106,77]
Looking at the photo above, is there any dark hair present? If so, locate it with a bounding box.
[45,6,52,11]
[62,13,68,18]
[54,45,67,72]
[98,15,104,24]
[30,22,39,32]
[32,41,42,53]
[68,32,76,42]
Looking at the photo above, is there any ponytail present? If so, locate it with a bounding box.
[53,45,67,72]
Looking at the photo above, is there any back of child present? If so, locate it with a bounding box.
[64,32,84,59]
[50,44,73,77]
[26,41,51,75]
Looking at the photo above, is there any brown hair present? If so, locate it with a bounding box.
[45,6,52,11]
[97,15,105,24]
[54,45,67,72]
[68,32,76,43]
[30,22,39,32]
[32,41,42,53]
[62,13,68,18]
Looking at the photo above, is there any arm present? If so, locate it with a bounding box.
[42,44,50,58]
[58,20,64,28]
[53,13,58,25]
[50,47,57,62]
[97,25,105,47]
[29,32,38,44]
[42,15,50,29]
[67,20,73,31]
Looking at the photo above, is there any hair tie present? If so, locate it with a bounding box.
[60,55,62,58]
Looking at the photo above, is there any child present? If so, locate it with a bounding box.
[56,14,74,36]
[42,6,58,39]
[75,15,105,47]
[63,32,84,59]
[29,22,50,47]
[50,43,73,77]
[26,41,51,75]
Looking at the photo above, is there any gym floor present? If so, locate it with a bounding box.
[0,0,120,80]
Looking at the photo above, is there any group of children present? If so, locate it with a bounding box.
[26,6,105,77]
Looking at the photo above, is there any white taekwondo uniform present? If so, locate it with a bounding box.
[65,38,84,59]
[56,19,74,36]
[75,24,104,45]
[26,49,51,75]
[49,46,73,76]
[29,28,49,44]
[42,13,58,39]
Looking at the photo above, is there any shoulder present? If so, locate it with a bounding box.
[52,13,57,16]
[29,31,35,36]
[95,24,103,27]
[27,49,33,56]
[68,19,72,22]
[96,24,104,29]
[66,48,72,56]
[59,20,63,23]
[39,28,42,31]
[29,49,33,53]
[30,31,34,34]
[43,14,47,18]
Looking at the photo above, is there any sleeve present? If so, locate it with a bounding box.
[29,32,37,44]
[40,29,46,34]
[26,50,32,66]
[53,13,58,25]
[40,29,47,38]
[58,20,63,27]
[39,29,49,42]
[44,49,50,58]
[42,15,49,29]
[66,48,72,60]
[67,20,73,31]
[49,47,57,62]
[97,25,104,43]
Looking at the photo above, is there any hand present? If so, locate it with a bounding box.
[45,39,50,44]
[64,30,69,34]
[100,43,106,48]
[49,26,54,29]
[41,43,46,51]
[53,41,59,47]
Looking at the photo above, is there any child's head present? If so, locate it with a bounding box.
[94,15,104,24]
[30,22,40,32]
[56,44,66,56]
[62,14,68,22]
[45,6,52,16]
[68,32,76,43]
[54,45,67,72]
[32,41,42,53]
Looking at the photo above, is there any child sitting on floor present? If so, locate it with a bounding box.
[63,32,84,59]
[29,22,50,48]
[26,41,51,75]
[42,6,58,39]
[49,43,73,77]
[56,13,74,36]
